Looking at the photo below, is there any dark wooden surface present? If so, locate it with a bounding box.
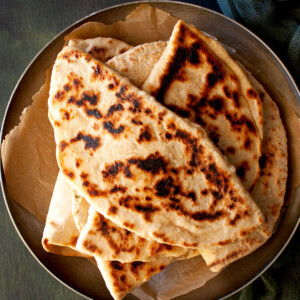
[0,1,298,299]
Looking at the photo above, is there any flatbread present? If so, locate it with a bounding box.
[42,171,89,257]
[48,46,263,250]
[107,41,168,87]
[142,20,262,191]
[246,70,288,236]
[74,192,195,262]
[68,37,133,62]
[199,69,288,271]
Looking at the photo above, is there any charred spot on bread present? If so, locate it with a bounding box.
[137,126,152,142]
[70,132,101,150]
[103,121,125,135]
[86,109,102,119]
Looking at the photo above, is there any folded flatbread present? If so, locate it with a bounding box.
[48,46,263,250]
[42,171,89,257]
[142,20,262,192]
[199,68,288,271]
[58,25,286,273]
[69,37,133,62]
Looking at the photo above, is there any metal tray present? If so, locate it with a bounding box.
[1,1,299,299]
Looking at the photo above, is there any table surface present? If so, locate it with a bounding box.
[0,1,298,299]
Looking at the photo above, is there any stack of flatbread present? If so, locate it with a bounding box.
[42,20,287,299]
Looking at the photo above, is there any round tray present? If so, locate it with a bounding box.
[1,1,300,299]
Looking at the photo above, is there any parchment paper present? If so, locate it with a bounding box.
[1,68,57,223]
[133,255,216,300]
[1,4,300,300]
[64,4,178,46]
